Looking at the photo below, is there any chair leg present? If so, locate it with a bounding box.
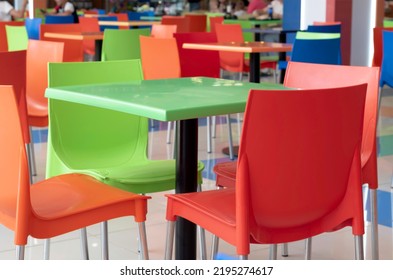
[281,243,288,257]
[239,255,248,260]
[370,188,379,260]
[305,238,312,260]
[101,221,109,260]
[354,235,364,260]
[137,221,149,260]
[16,245,25,260]
[207,116,212,153]
[226,114,234,160]
[44,239,50,260]
[198,226,207,260]
[165,221,175,260]
[166,121,172,144]
[210,235,219,260]
[80,228,89,260]
[212,116,216,138]
[28,127,37,176]
[269,244,278,260]
[25,143,34,184]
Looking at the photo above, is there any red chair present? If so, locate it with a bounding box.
[161,15,190,33]
[213,61,380,259]
[0,85,150,260]
[108,12,129,29]
[151,24,177,38]
[0,21,24,52]
[184,13,207,32]
[209,16,224,33]
[78,17,100,58]
[165,84,367,260]
[372,27,393,67]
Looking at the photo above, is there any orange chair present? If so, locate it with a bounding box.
[40,23,84,62]
[213,61,380,259]
[161,15,190,33]
[0,21,24,52]
[151,24,177,38]
[184,14,207,32]
[209,16,224,33]
[372,27,393,67]
[214,23,277,80]
[78,16,100,57]
[108,12,129,29]
[165,84,367,260]
[0,85,150,260]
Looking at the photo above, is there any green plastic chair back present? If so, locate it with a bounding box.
[296,31,340,40]
[101,28,151,61]
[46,59,203,193]
[5,25,28,51]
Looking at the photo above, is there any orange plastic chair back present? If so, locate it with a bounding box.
[0,21,24,52]
[284,61,380,190]
[40,23,83,62]
[140,36,180,80]
[151,24,177,38]
[0,50,29,144]
[372,27,393,67]
[78,17,100,56]
[174,32,220,78]
[313,21,341,25]
[108,12,129,29]
[209,16,224,33]
[184,14,207,32]
[161,15,190,33]
[214,23,245,73]
[26,40,64,127]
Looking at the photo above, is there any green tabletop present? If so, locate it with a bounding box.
[45,77,285,121]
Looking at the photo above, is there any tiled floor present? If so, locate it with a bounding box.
[1,77,393,260]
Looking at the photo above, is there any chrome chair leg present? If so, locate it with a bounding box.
[281,243,288,257]
[138,221,149,260]
[370,187,379,260]
[305,238,312,260]
[212,116,216,138]
[354,235,364,260]
[80,228,89,260]
[165,221,175,260]
[207,116,212,153]
[44,239,50,260]
[198,226,207,260]
[239,255,248,260]
[210,235,219,259]
[226,114,234,160]
[269,244,278,260]
[101,221,109,260]
[166,121,173,144]
[28,127,37,176]
[16,245,25,260]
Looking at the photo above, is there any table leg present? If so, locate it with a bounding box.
[175,119,198,260]
[94,39,103,61]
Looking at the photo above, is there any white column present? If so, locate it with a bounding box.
[300,0,327,30]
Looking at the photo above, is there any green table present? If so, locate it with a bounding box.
[45,77,285,260]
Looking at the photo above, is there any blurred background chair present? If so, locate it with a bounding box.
[184,13,207,32]
[165,85,367,260]
[379,30,393,89]
[98,15,119,31]
[0,85,150,260]
[5,25,28,51]
[208,15,224,33]
[151,24,177,38]
[45,14,74,24]
[372,27,393,68]
[25,18,42,40]
[108,12,129,29]
[0,21,24,52]
[78,16,100,59]
[161,15,190,33]
[101,28,150,61]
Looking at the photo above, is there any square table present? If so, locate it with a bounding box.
[45,77,285,259]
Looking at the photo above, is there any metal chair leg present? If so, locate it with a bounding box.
[101,221,109,260]
[226,114,234,160]
[305,238,312,260]
[137,221,149,260]
[44,239,50,260]
[210,235,219,260]
[165,221,175,260]
[16,245,25,260]
[281,243,288,257]
[80,228,89,260]
[28,127,37,176]
[239,255,248,260]
[370,188,379,260]
[207,116,212,153]
[269,244,278,260]
[166,121,172,144]
[354,235,364,260]
[198,226,207,260]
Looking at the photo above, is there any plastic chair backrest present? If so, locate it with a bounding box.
[47,60,146,174]
[26,40,64,127]
[174,32,220,78]
[45,14,74,24]
[78,17,100,56]
[284,61,380,189]
[84,9,98,15]
[127,11,154,20]
[161,15,190,33]
[98,16,119,31]
[380,30,393,88]
[140,36,180,80]
[40,23,83,62]
[0,50,29,143]
[0,21,24,52]
[209,16,224,33]
[313,21,341,25]
[214,23,244,72]
[108,12,129,29]
[291,32,341,65]
[373,27,393,67]
[184,14,207,32]
[5,25,28,51]
[151,24,177,38]
[238,85,366,243]
[25,18,42,40]
[307,24,341,33]
[101,28,151,61]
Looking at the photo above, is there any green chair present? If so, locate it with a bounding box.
[5,25,28,51]
[46,59,206,259]
[101,29,151,61]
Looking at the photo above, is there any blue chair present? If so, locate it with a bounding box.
[307,24,341,34]
[380,30,393,88]
[98,16,119,31]
[45,15,74,24]
[25,18,42,40]
[127,11,154,21]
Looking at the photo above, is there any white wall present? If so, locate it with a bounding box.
[351,0,377,66]
[300,0,327,30]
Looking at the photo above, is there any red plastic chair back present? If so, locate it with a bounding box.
[237,85,366,246]
[184,14,207,32]
[40,23,83,62]
[161,16,190,33]
[140,36,180,80]
[284,61,380,190]
[78,17,100,56]
[0,21,24,52]
[108,12,129,29]
[26,40,64,127]
[151,24,177,38]
[214,23,244,72]
[174,32,220,78]
[209,16,224,33]
[372,27,393,67]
